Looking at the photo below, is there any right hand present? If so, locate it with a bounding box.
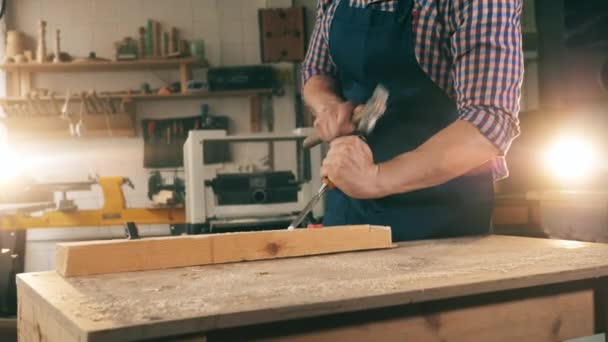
[312,101,357,142]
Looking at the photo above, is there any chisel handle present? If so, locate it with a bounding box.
[303,131,322,149]
[303,108,366,149]
[322,177,335,190]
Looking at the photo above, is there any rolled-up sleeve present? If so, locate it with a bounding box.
[301,1,338,85]
[451,0,524,155]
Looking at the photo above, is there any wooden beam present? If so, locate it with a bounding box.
[56,225,393,277]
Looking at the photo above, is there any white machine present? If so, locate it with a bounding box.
[184,129,323,233]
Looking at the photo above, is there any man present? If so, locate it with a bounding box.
[301,0,524,241]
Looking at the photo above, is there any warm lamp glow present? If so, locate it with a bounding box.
[0,145,19,183]
[544,136,597,181]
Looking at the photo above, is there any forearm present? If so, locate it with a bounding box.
[375,120,499,196]
[303,75,342,112]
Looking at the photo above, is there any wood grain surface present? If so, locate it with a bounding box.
[18,235,608,341]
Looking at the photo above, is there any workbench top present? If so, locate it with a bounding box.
[17,235,608,341]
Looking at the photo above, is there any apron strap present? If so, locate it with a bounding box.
[397,0,414,24]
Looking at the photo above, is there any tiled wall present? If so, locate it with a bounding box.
[6,0,304,272]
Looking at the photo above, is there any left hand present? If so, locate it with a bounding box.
[320,136,383,199]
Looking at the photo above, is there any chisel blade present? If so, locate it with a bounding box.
[287,182,330,230]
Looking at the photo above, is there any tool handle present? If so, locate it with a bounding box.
[322,177,335,190]
[303,107,366,149]
[303,131,323,149]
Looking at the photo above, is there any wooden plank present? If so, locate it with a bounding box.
[56,225,393,277]
[209,286,595,342]
[16,236,608,341]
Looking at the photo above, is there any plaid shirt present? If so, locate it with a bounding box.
[302,0,524,180]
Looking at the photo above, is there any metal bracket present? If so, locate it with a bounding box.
[124,222,140,240]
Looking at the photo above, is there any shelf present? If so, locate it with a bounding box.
[2,112,136,140]
[0,89,274,104]
[129,89,274,101]
[0,57,274,137]
[0,58,208,73]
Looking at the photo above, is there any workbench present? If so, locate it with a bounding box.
[17,235,608,341]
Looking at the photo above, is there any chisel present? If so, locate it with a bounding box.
[287,178,334,230]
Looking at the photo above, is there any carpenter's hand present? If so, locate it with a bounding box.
[320,136,382,199]
[312,101,358,142]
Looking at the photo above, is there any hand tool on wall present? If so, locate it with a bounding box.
[79,91,90,114]
[76,92,88,136]
[105,95,116,114]
[11,105,19,117]
[146,121,156,142]
[50,92,61,114]
[16,104,26,117]
[288,85,389,230]
[86,91,101,113]
[87,93,99,114]
[5,104,13,117]
[303,85,389,149]
[25,93,35,115]
[90,91,107,114]
[60,89,77,136]
[178,121,184,137]
[1,104,13,117]
[60,90,71,119]
[98,96,114,114]
[85,91,96,113]
[33,93,47,115]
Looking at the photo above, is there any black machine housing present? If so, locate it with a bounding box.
[207,66,277,91]
[209,171,300,205]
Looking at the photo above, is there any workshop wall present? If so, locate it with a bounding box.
[5,0,310,272]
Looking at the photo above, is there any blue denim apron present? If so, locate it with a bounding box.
[323,0,494,241]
